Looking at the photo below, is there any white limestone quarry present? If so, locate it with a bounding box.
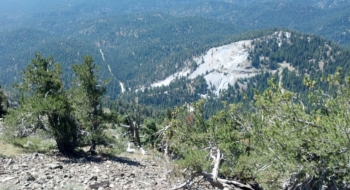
[150,31,292,95]
[188,40,257,95]
[151,40,258,95]
[151,69,190,88]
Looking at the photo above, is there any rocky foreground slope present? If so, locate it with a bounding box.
[0,152,206,190]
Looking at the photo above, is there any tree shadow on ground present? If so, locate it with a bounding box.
[53,151,144,167]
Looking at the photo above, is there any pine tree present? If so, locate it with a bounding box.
[162,70,350,189]
[71,56,112,154]
[4,53,116,154]
[4,53,79,153]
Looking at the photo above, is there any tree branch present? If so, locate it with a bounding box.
[173,148,257,190]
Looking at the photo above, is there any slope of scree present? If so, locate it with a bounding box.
[0,153,194,190]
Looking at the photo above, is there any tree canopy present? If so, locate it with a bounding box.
[163,69,350,189]
[4,53,115,154]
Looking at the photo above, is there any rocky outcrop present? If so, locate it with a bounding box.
[0,153,188,190]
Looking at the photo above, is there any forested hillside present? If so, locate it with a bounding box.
[171,0,350,45]
[2,1,350,189]
[0,13,240,98]
[1,0,350,95]
[121,30,350,115]
[1,0,350,118]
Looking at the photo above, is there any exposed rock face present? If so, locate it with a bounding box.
[0,153,190,190]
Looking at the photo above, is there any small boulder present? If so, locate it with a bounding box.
[89,181,110,189]
[22,172,35,181]
[90,176,98,181]
[46,163,63,169]
[5,158,14,168]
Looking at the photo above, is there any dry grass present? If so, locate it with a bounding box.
[0,136,24,158]
[0,124,161,165]
[0,134,55,158]
[119,150,153,160]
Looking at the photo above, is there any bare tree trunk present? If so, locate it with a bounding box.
[133,104,142,147]
[125,114,147,154]
[126,115,140,146]
[56,137,77,155]
[172,148,260,190]
[49,114,78,155]
[133,120,141,148]
[164,143,170,163]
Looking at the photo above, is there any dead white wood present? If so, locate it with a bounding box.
[171,174,197,190]
[139,146,147,155]
[171,147,255,190]
[212,148,221,183]
[126,142,135,153]
[164,143,170,163]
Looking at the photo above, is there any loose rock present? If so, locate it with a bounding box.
[0,153,212,189]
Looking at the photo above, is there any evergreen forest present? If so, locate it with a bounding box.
[1,1,350,189]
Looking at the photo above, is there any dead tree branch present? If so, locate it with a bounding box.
[172,148,259,190]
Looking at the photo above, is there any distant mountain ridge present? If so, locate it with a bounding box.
[1,0,349,43]
[170,0,350,45]
[0,1,350,101]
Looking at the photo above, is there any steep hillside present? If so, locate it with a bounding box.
[150,40,257,95]
[1,0,350,99]
[0,13,241,97]
[122,30,350,113]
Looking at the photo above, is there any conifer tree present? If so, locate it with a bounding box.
[164,70,350,189]
[4,53,79,153]
[71,56,111,154]
[4,53,115,155]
